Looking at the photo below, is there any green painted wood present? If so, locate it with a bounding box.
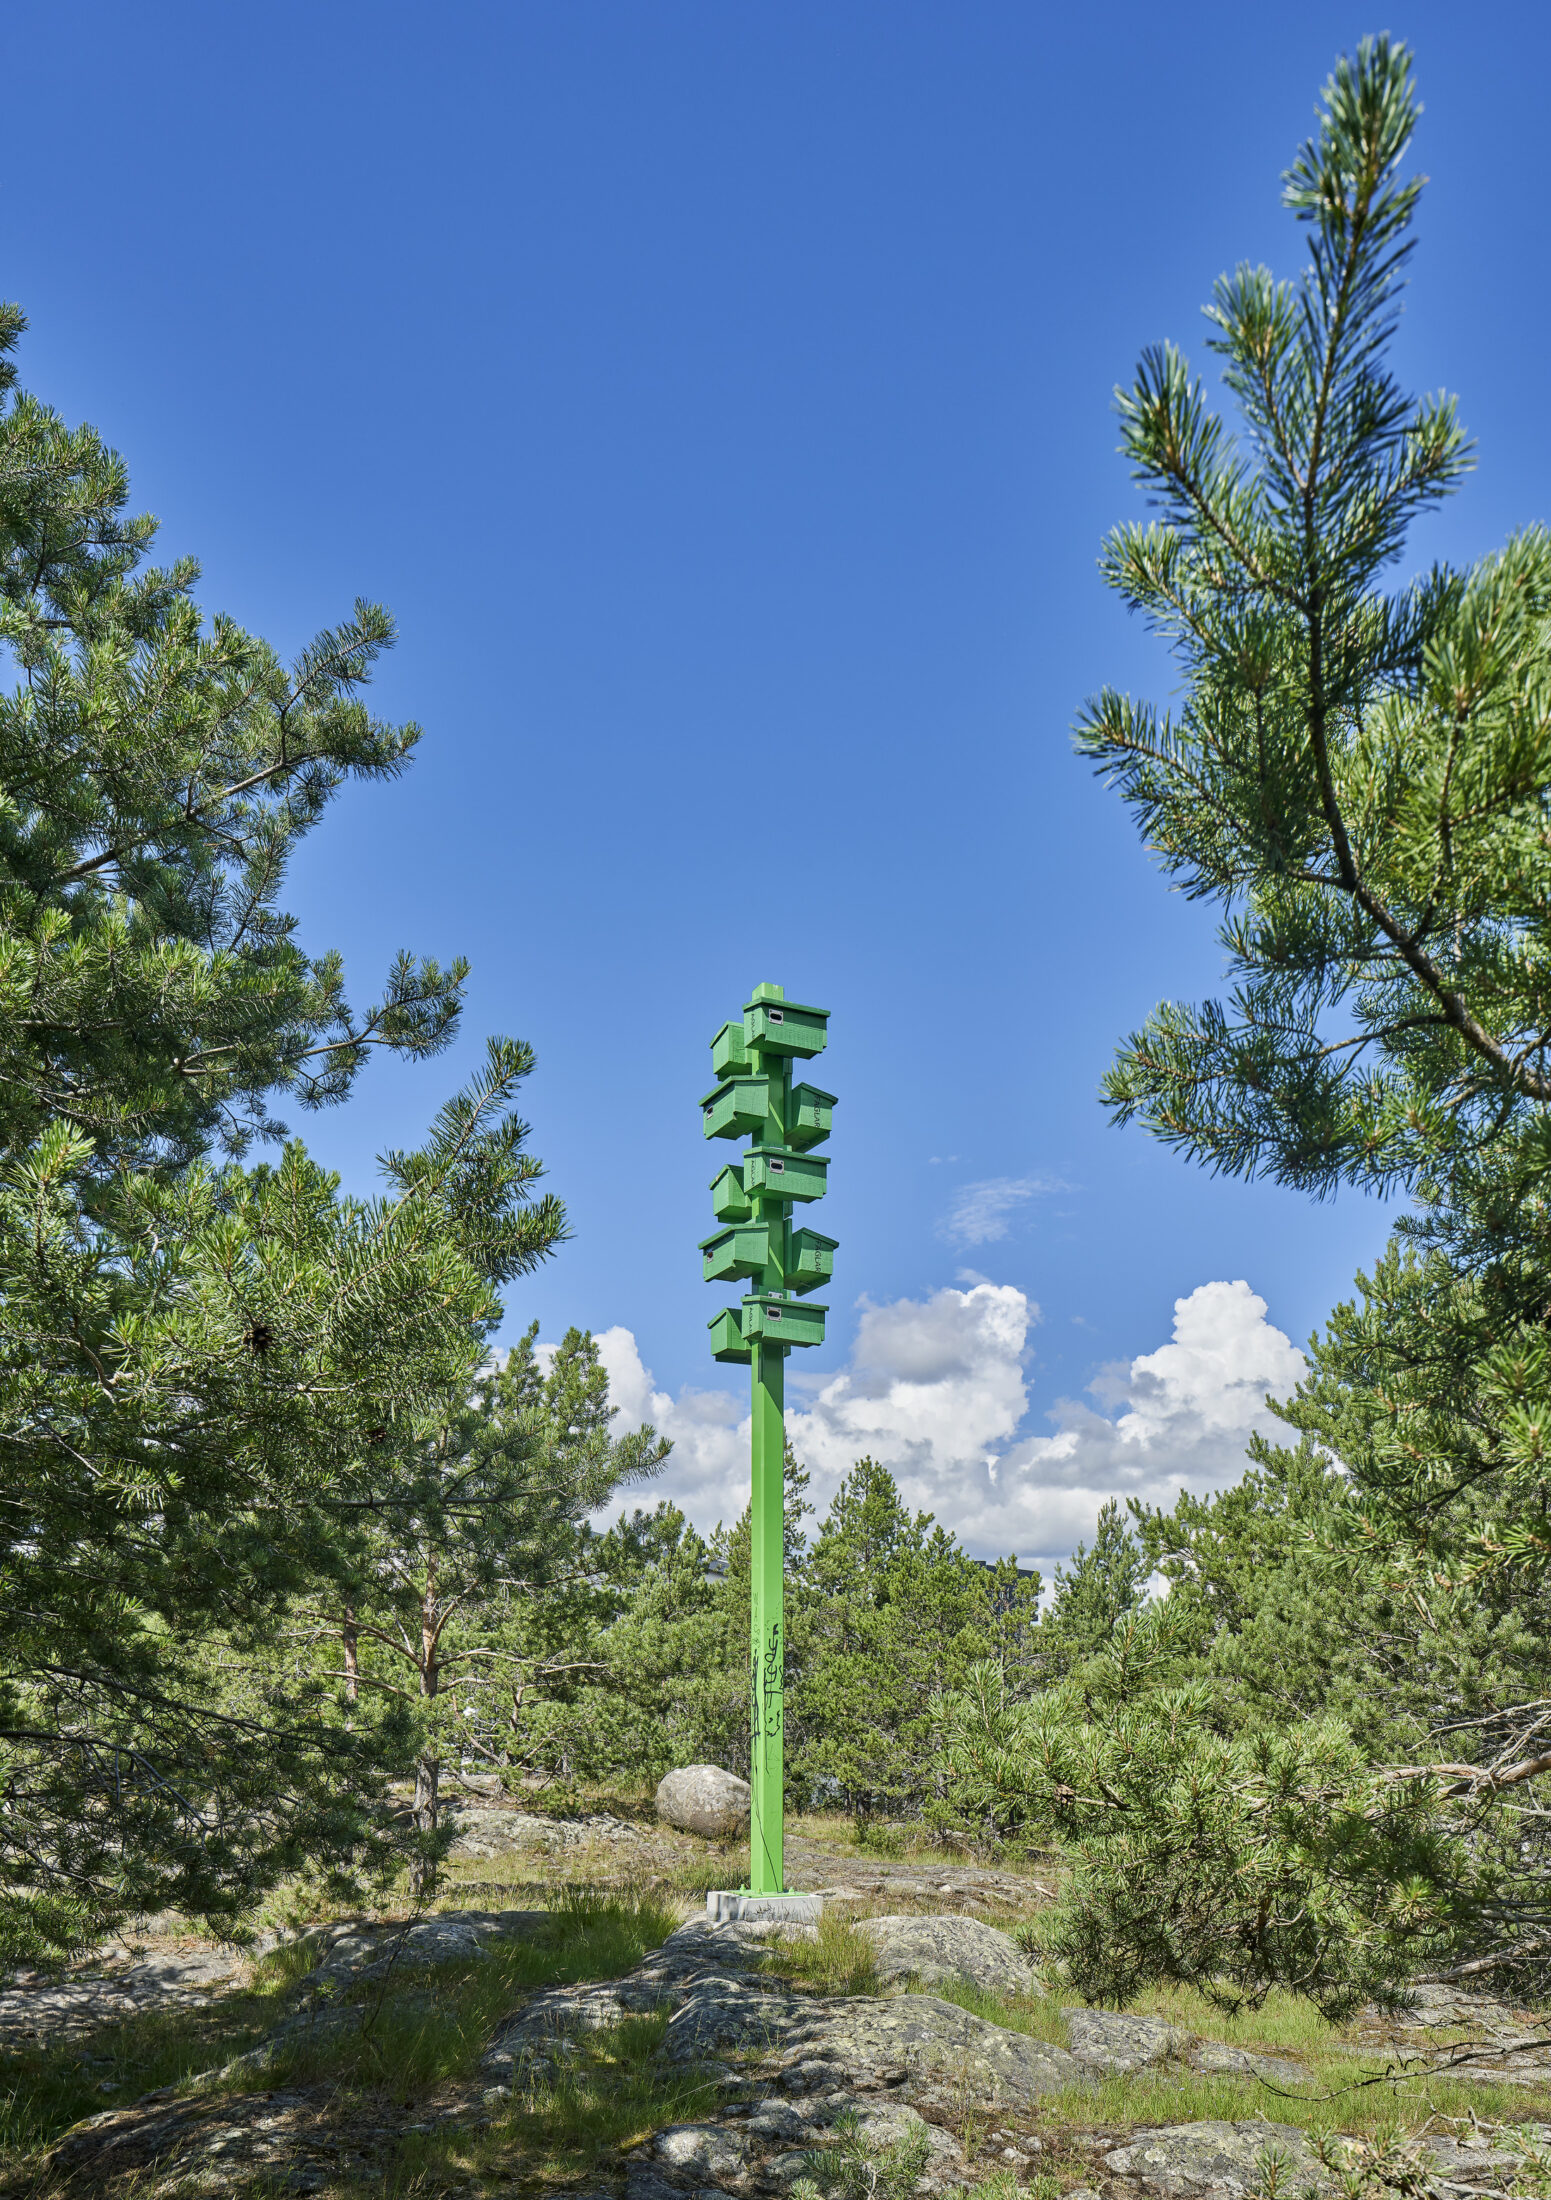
[743,1143,828,1202]
[702,982,834,1898]
[788,1226,838,1295]
[786,1082,837,1150]
[749,1338,785,1892]
[707,1306,751,1363]
[701,1077,772,1140]
[709,1163,753,1223]
[700,1220,770,1282]
[742,1294,828,1346]
[744,997,828,1057]
[711,1019,751,1078]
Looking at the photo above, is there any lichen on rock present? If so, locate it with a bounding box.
[853,1914,1045,1998]
[655,1764,753,1839]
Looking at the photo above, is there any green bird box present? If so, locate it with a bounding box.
[788,1226,838,1295]
[710,1019,751,1078]
[785,1082,836,1150]
[744,1144,828,1203]
[700,1222,769,1284]
[701,1077,772,1141]
[710,1163,753,1223]
[744,994,828,1059]
[741,1294,828,1348]
[708,1307,751,1363]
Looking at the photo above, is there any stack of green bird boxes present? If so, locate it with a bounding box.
[701,983,835,1363]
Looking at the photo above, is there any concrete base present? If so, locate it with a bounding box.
[706,1889,823,1925]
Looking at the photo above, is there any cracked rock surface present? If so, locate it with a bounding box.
[27,1902,1551,2198]
[44,2083,367,2195]
[1062,2009,1304,2087]
[1102,2121,1551,2198]
[1365,1988,1551,2087]
[782,1837,1049,1916]
[283,1909,546,1987]
[1104,2121,1333,2197]
[852,1915,1044,1998]
[484,1918,1081,2109]
[0,1950,251,2049]
[446,1807,648,1859]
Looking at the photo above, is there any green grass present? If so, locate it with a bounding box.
[918,1976,1074,2050]
[785,2110,935,2200]
[1030,2059,1551,2141]
[782,1809,1057,1881]
[1120,1980,1379,2059]
[0,1887,680,2191]
[434,1841,735,1912]
[1158,1982,1342,2051]
[359,2007,723,2198]
[762,1924,1075,2050]
[253,1888,681,2094]
[786,1943,1551,2153]
[14,1863,1551,2197]
[907,1962,1551,2140]
[760,1911,882,1997]
[0,1989,282,2170]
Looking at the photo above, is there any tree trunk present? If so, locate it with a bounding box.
[413,1753,440,1833]
[410,1559,440,1897]
[342,1606,358,1705]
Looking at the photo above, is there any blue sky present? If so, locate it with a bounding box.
[9,1,1549,1557]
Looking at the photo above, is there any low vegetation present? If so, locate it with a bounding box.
[791,2117,935,2200]
[0,1890,681,2193]
[348,2005,717,2200]
[1033,2066,1551,2147]
[15,28,1551,2200]
[761,1911,883,1997]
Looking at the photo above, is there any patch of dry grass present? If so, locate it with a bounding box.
[340,2008,724,2199]
[0,1889,681,2193]
[760,1912,883,1997]
[1032,2059,1551,2141]
[919,1976,1074,2050]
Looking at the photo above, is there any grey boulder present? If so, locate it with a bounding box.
[655,1764,751,1839]
[653,2122,752,2178]
[446,1807,561,1857]
[1064,2005,1187,2073]
[854,1913,1044,1998]
[1104,2122,1331,2197]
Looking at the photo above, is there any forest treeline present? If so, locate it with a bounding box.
[8,32,1551,2029]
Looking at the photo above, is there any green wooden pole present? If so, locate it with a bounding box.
[748,1338,785,1892]
[699,985,834,1908]
[749,1046,789,1893]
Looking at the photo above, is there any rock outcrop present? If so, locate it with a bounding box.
[38,1901,1550,2200]
[655,1764,752,1839]
[853,1912,1043,1997]
[484,1915,1082,2112]
[1105,2121,1332,2197]
[447,1805,646,1858]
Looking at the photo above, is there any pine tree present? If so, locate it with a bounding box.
[1035,38,1551,2006]
[584,1503,726,1779]
[296,1329,668,1863]
[0,309,568,1961]
[1043,1500,1147,1668]
[791,1459,1040,1826]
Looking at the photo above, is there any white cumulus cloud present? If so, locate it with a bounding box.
[787,1284,1035,1504]
[585,1277,1304,1569]
[591,1325,749,1524]
[984,1281,1307,1563]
